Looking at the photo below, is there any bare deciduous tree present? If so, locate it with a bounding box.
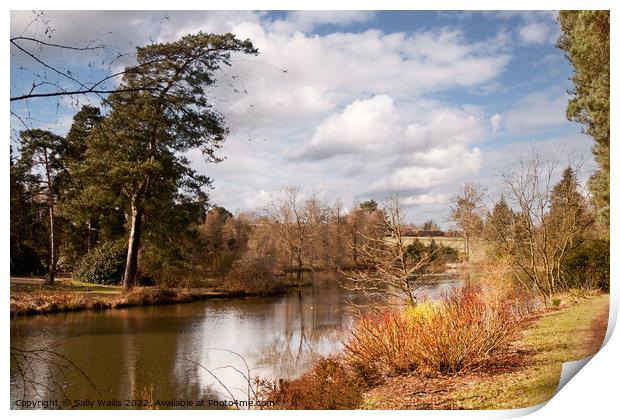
[486,154,593,301]
[345,195,447,306]
[449,183,485,261]
[263,187,312,274]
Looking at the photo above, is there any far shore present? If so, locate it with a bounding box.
[10,265,476,318]
[9,277,296,317]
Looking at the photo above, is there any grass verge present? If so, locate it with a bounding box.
[444,292,609,409]
[362,291,609,409]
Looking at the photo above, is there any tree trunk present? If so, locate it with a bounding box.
[87,219,92,253]
[43,148,56,285]
[123,201,143,290]
[464,232,470,262]
[297,253,303,273]
[352,232,358,266]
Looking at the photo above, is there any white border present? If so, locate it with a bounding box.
[4,2,618,419]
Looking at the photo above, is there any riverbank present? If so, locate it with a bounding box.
[10,277,292,317]
[361,291,609,409]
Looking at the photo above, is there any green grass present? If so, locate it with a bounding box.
[10,277,122,295]
[446,293,609,409]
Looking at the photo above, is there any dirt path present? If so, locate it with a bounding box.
[585,301,609,355]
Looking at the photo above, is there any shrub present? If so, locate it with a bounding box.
[344,309,423,381]
[73,239,127,285]
[562,239,610,292]
[442,246,460,263]
[413,288,521,375]
[265,357,363,409]
[223,255,286,295]
[10,241,45,276]
[343,288,521,378]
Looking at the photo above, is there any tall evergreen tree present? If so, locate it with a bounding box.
[57,105,127,263]
[557,11,610,229]
[80,32,257,289]
[548,166,591,245]
[16,130,65,283]
[545,166,593,288]
[10,147,46,276]
[484,195,515,251]
[62,105,103,163]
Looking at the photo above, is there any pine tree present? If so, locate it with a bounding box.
[557,11,610,229]
[484,195,515,254]
[16,130,65,283]
[79,32,257,289]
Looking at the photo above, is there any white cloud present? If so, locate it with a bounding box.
[296,95,399,160]
[490,113,502,135]
[208,25,511,132]
[369,147,482,194]
[517,20,561,45]
[502,91,568,134]
[402,193,448,207]
[10,11,585,226]
[403,107,484,152]
[519,22,550,44]
[284,94,488,207]
[270,11,375,33]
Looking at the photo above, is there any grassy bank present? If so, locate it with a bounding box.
[443,291,609,409]
[261,289,608,410]
[362,291,609,409]
[10,278,291,317]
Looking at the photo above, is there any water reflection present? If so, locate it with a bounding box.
[11,272,461,409]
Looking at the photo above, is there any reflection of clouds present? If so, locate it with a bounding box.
[11,273,462,406]
[187,274,365,400]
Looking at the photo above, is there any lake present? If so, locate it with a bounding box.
[10,272,462,409]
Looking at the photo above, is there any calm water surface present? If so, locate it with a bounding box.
[10,273,462,409]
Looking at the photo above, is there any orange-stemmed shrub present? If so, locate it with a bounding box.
[344,287,522,378]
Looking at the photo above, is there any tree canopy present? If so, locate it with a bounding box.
[557,11,610,229]
[75,32,258,288]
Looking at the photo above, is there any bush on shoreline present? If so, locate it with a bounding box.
[344,310,419,379]
[222,255,288,296]
[562,239,610,292]
[344,288,521,378]
[73,239,127,285]
[264,287,524,409]
[261,357,364,409]
[413,289,521,374]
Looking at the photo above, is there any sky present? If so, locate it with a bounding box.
[9,10,595,227]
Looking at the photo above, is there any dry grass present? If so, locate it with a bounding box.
[10,286,234,317]
[10,292,93,316]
